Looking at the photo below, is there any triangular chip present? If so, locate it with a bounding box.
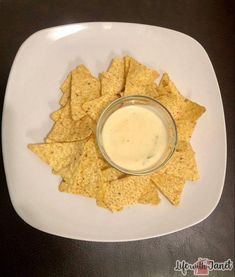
[71,65,100,120]
[100,58,125,95]
[28,140,86,173]
[60,73,71,94]
[182,99,206,122]
[82,92,119,121]
[101,176,150,211]
[124,56,131,77]
[138,181,161,205]
[97,157,109,170]
[151,173,185,205]
[50,106,64,121]
[62,137,104,198]
[159,73,182,98]
[59,74,71,106]
[156,93,186,119]
[161,140,199,181]
[124,57,159,97]
[46,103,92,142]
[157,73,206,121]
[176,119,196,141]
[102,167,125,182]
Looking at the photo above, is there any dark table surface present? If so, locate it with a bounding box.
[0,1,234,276]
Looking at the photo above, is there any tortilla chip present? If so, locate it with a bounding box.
[158,73,206,121]
[151,173,185,205]
[176,119,196,141]
[82,92,119,121]
[50,107,64,121]
[159,73,182,98]
[183,99,206,121]
[71,65,100,120]
[28,140,86,173]
[156,93,186,119]
[138,181,161,205]
[124,57,159,96]
[60,73,71,94]
[96,182,108,208]
[161,140,199,181]
[102,176,150,211]
[100,58,125,95]
[97,157,109,170]
[124,56,131,77]
[59,74,71,106]
[102,167,125,182]
[62,137,103,198]
[46,103,92,142]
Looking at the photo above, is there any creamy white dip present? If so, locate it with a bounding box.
[102,105,168,171]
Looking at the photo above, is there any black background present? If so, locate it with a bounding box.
[0,1,234,276]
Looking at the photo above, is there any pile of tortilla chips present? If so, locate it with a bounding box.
[28,56,206,212]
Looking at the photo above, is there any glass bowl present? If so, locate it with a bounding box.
[96,95,177,175]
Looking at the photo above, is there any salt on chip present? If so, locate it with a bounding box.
[46,103,92,142]
[59,74,71,106]
[161,140,199,181]
[71,65,100,120]
[138,181,161,205]
[102,167,125,182]
[124,57,159,97]
[82,92,119,121]
[151,173,185,205]
[101,176,150,212]
[28,141,86,173]
[62,137,103,198]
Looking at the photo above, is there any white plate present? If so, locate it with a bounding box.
[2,22,226,242]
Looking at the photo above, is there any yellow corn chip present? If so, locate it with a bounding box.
[161,140,199,181]
[62,137,103,198]
[100,58,125,95]
[97,157,109,170]
[46,103,92,142]
[28,140,86,173]
[82,92,119,121]
[102,176,150,211]
[156,93,186,119]
[59,74,71,107]
[124,56,131,77]
[102,167,125,182]
[151,173,185,205]
[50,107,64,121]
[158,73,206,121]
[138,181,161,205]
[124,57,159,97]
[159,73,182,98]
[176,119,196,141]
[183,99,206,122]
[60,73,71,94]
[71,65,100,120]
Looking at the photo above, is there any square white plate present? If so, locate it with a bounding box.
[2,22,226,242]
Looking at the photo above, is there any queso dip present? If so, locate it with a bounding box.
[101,105,168,171]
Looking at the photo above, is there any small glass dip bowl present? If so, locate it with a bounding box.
[96,95,177,175]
